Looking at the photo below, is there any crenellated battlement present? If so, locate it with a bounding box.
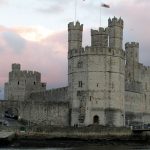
[91,27,108,48]
[125,42,139,49]
[9,64,41,82]
[68,46,125,59]
[91,27,108,36]
[108,17,123,28]
[142,65,150,75]
[10,70,41,78]
[12,63,20,71]
[68,21,83,31]
[125,81,143,93]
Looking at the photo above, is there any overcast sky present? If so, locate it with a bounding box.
[0,0,150,99]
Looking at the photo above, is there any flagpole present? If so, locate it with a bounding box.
[74,0,77,23]
[99,0,101,27]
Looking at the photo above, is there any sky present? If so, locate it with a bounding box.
[0,0,150,99]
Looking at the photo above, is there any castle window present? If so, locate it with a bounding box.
[77,61,83,68]
[34,81,36,85]
[90,96,92,101]
[18,81,19,85]
[93,115,99,124]
[112,82,114,89]
[78,81,83,87]
[145,83,147,90]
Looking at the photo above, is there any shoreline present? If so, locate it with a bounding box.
[1,126,150,148]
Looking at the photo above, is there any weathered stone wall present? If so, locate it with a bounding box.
[30,87,68,102]
[5,64,46,101]
[20,101,69,126]
[125,41,150,125]
[0,100,70,126]
[68,17,125,127]
[125,91,144,125]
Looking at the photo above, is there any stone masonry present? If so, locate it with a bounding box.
[1,17,150,127]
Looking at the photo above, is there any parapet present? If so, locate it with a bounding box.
[12,63,21,71]
[9,64,41,82]
[125,81,143,93]
[68,46,125,59]
[125,42,139,49]
[108,17,123,28]
[68,21,83,31]
[91,27,108,36]
[142,66,150,75]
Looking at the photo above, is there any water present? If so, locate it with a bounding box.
[1,144,150,150]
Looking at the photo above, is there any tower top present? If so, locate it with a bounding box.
[12,63,20,71]
[108,17,123,28]
[125,42,139,49]
[91,27,108,36]
[68,21,83,31]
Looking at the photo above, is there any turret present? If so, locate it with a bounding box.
[12,63,20,72]
[125,42,139,64]
[68,21,83,51]
[91,27,108,48]
[108,17,123,49]
[125,42,140,81]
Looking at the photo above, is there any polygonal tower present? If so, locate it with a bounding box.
[108,17,123,49]
[125,42,140,81]
[68,21,83,51]
[68,17,125,127]
[91,27,108,48]
[68,21,87,126]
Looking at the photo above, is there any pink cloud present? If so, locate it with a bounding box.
[0,26,68,99]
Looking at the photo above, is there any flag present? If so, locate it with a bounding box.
[101,3,110,8]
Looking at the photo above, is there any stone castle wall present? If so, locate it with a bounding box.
[0,100,70,126]
[20,101,69,126]
[30,87,68,102]
[2,17,150,127]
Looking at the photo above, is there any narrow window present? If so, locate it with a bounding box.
[79,81,83,87]
[145,83,147,90]
[90,96,92,101]
[18,81,19,85]
[34,81,36,85]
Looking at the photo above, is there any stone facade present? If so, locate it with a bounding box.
[4,64,46,101]
[1,16,150,127]
[68,17,125,127]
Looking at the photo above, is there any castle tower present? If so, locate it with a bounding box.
[68,21,83,51]
[108,17,123,49]
[125,42,139,81]
[12,63,21,72]
[91,27,108,48]
[68,17,125,127]
[68,21,88,126]
[5,63,46,101]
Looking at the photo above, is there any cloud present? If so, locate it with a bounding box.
[1,31,26,54]
[0,0,8,5]
[36,0,72,15]
[0,25,68,99]
[38,5,64,14]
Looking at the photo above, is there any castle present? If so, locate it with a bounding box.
[1,17,150,127]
